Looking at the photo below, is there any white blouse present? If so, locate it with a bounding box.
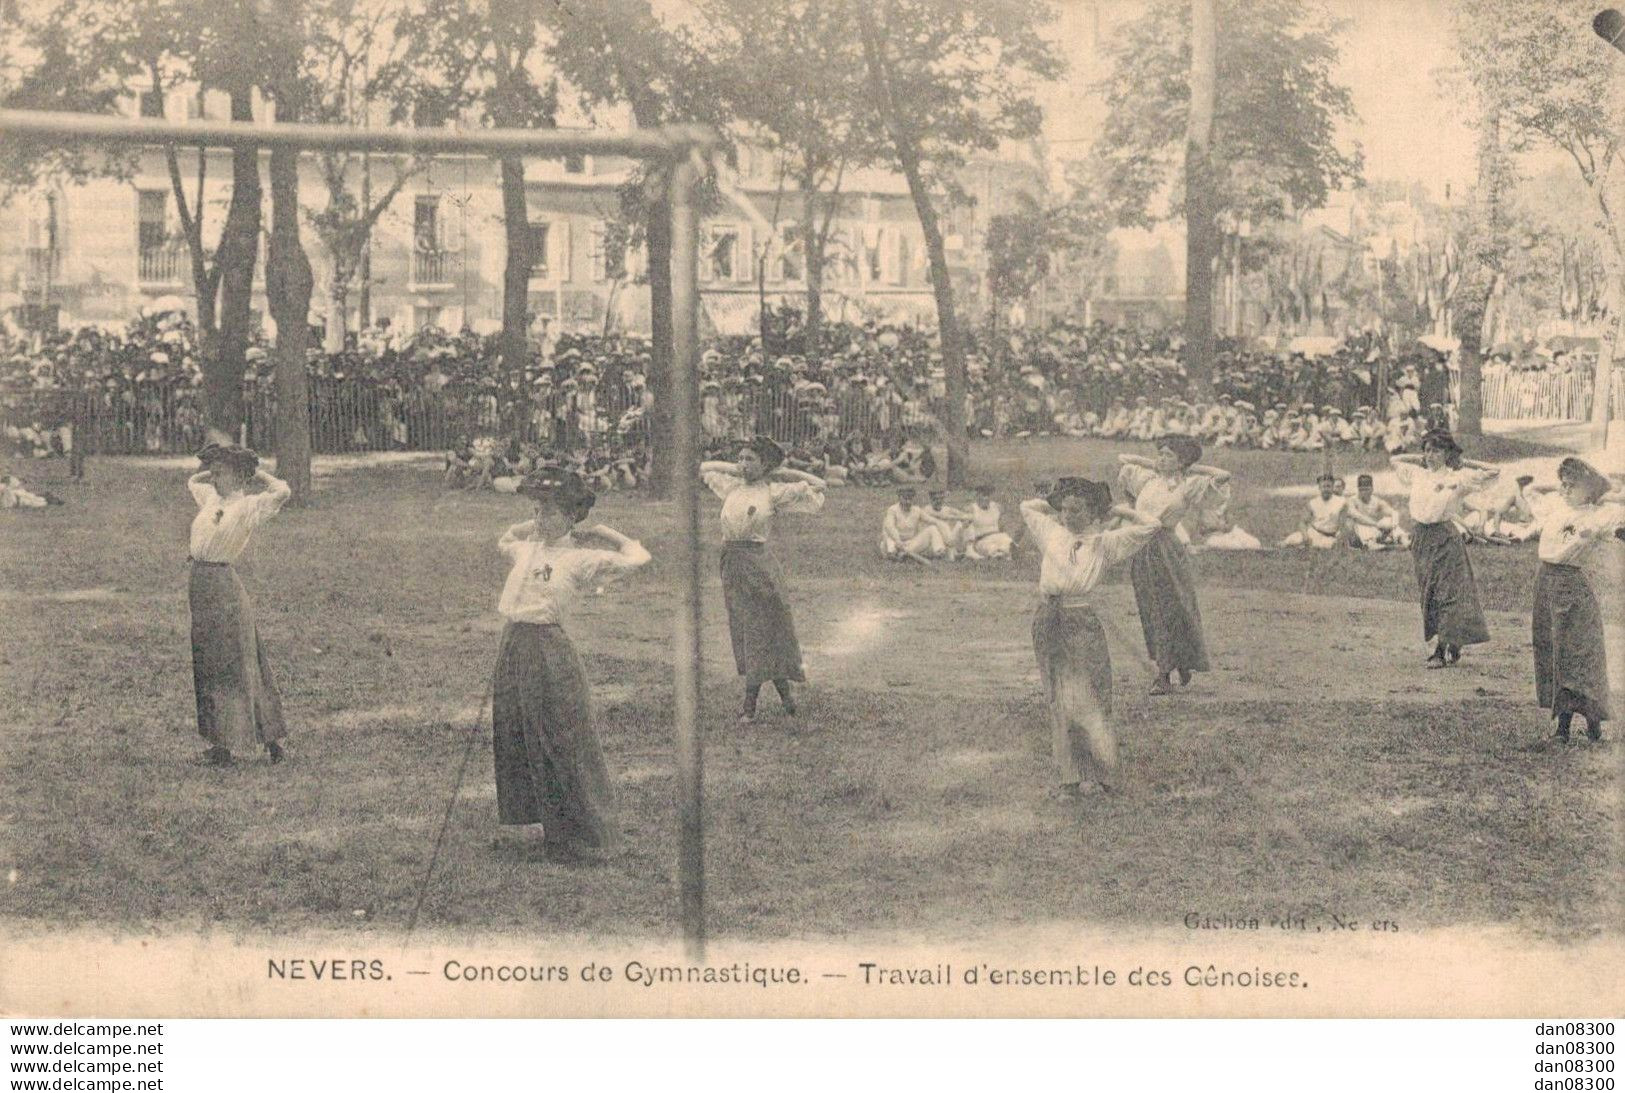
[188,474,291,563]
[1021,502,1160,601]
[1536,500,1625,572]
[496,523,650,625]
[1391,461,1495,525]
[703,472,824,542]
[1118,463,1211,528]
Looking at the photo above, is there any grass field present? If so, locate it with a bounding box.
[1,436,1619,944]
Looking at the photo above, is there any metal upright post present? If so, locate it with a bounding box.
[669,153,706,962]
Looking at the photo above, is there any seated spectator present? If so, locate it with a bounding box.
[881,486,949,563]
[1344,473,1408,550]
[1278,473,1347,549]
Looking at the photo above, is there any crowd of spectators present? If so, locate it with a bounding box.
[2,307,1464,474]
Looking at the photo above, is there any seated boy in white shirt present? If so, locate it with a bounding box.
[926,489,974,559]
[881,486,949,563]
[963,484,1015,560]
[1344,473,1407,549]
[1278,473,1348,548]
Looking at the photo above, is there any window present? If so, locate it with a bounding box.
[895,233,911,286]
[413,197,449,283]
[705,226,739,283]
[138,190,178,283]
[589,223,609,281]
[868,228,889,283]
[826,229,853,285]
[414,196,439,251]
[25,193,60,284]
[527,222,550,279]
[137,189,167,252]
[563,153,585,174]
[138,89,165,118]
[28,193,59,252]
[414,305,443,333]
[777,225,804,283]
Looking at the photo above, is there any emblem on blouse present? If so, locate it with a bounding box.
[213,509,224,524]
[532,564,553,581]
[747,505,757,516]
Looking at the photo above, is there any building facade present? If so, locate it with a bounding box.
[0,100,1044,341]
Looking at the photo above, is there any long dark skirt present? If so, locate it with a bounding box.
[1129,527,1210,674]
[1533,562,1611,722]
[1032,599,1116,783]
[491,621,615,847]
[720,541,805,685]
[189,561,285,753]
[1411,521,1491,647]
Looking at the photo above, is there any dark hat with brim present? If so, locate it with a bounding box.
[197,442,259,477]
[744,434,785,469]
[1047,476,1113,519]
[1558,457,1610,502]
[518,464,596,516]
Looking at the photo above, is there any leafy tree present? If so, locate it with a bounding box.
[1090,0,1362,390]
[1451,0,1624,444]
[852,0,1064,488]
[693,0,882,362]
[300,0,419,351]
[543,0,727,496]
[389,0,558,380]
[2,0,270,434]
[984,192,1106,337]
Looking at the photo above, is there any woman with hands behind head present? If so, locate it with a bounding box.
[1022,478,1162,795]
[492,466,650,862]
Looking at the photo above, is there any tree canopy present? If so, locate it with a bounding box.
[1090,0,1362,230]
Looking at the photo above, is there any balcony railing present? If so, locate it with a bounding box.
[412,248,453,285]
[138,244,184,284]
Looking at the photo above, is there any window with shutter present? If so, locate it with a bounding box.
[777,225,803,283]
[520,222,549,280]
[705,226,740,283]
[590,223,607,282]
[735,225,753,284]
[413,197,449,284]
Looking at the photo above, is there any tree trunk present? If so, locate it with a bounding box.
[498,154,533,379]
[1183,0,1218,397]
[757,244,771,351]
[857,10,969,487]
[268,140,314,502]
[1457,270,1500,441]
[893,159,968,486]
[267,12,314,503]
[644,167,676,496]
[1592,294,1619,451]
[802,198,825,364]
[325,277,349,353]
[210,88,262,439]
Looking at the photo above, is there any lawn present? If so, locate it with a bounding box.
[0,436,1618,944]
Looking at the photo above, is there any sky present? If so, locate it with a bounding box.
[1039,0,1481,198]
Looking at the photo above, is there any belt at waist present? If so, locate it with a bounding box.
[1042,594,1095,610]
[722,539,767,549]
[188,558,231,567]
[1539,560,1585,574]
